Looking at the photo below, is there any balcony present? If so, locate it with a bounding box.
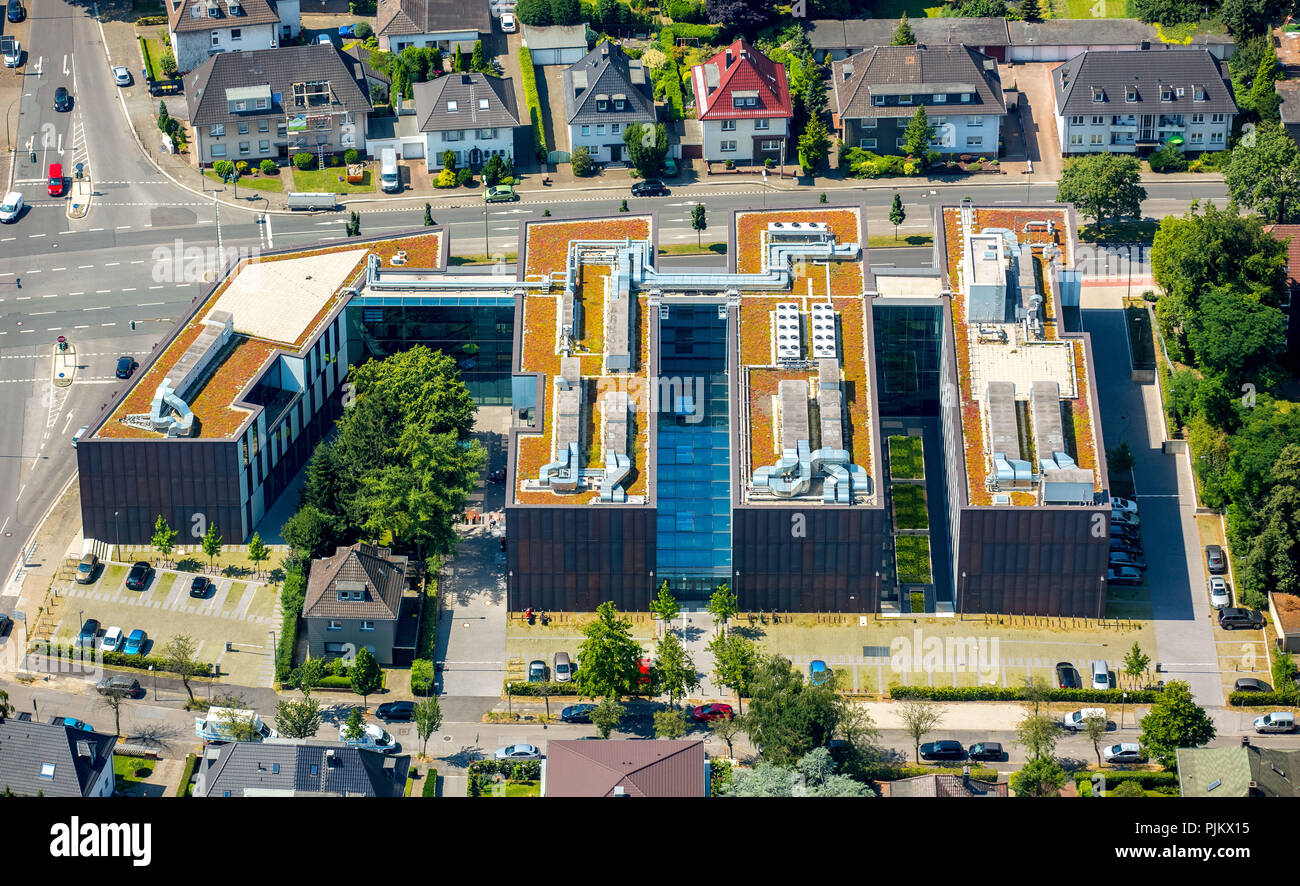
[1157,116,1184,130]
[1111,117,1138,129]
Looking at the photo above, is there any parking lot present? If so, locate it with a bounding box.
[55,560,281,688]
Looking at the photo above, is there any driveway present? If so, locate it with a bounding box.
[1080,285,1221,706]
[1002,62,1063,180]
[540,64,568,154]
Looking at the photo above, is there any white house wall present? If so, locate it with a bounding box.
[424,127,515,169]
[700,116,789,162]
[172,22,278,74]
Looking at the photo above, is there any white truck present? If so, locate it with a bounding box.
[196,707,278,743]
[338,721,397,753]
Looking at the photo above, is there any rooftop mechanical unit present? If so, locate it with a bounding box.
[811,302,837,361]
[776,302,801,362]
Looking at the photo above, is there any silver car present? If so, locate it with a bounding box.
[494,743,542,761]
[112,65,131,86]
[1103,743,1144,764]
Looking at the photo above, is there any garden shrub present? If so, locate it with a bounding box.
[293,152,316,170]
[260,159,277,175]
[344,148,359,164]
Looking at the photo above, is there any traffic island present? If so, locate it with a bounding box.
[68,180,92,219]
[51,337,76,387]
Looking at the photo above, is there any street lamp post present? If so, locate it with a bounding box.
[114,511,120,557]
[1120,691,1128,730]
[149,664,156,701]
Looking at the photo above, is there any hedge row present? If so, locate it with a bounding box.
[32,642,214,677]
[1228,691,1298,707]
[518,47,548,161]
[505,679,576,696]
[888,685,1163,704]
[657,30,685,121]
[660,22,721,42]
[864,764,999,782]
[421,768,438,797]
[175,753,199,797]
[1074,770,1178,788]
[136,14,169,25]
[276,562,308,683]
[470,759,541,780]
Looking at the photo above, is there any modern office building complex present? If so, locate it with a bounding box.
[78,201,1111,617]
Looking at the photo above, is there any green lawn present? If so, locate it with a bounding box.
[497,780,540,797]
[448,253,518,266]
[871,0,947,16]
[888,435,925,479]
[895,536,933,584]
[1077,218,1159,245]
[658,243,728,256]
[1055,0,1129,18]
[138,35,168,81]
[203,171,284,192]
[867,234,932,249]
[892,485,929,530]
[113,756,155,784]
[290,167,376,194]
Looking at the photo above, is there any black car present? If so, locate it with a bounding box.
[7,0,24,23]
[125,561,153,591]
[1218,607,1265,630]
[1109,537,1142,555]
[189,576,211,598]
[1110,523,1141,541]
[0,611,11,636]
[54,87,72,112]
[919,740,964,760]
[96,675,141,697]
[630,179,668,197]
[1206,544,1227,574]
[376,701,416,721]
[115,356,137,379]
[1055,661,1081,690]
[560,703,597,723]
[967,742,1003,762]
[1234,677,1272,693]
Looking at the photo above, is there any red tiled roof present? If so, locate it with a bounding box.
[692,38,792,121]
[1265,224,1300,293]
[543,740,706,797]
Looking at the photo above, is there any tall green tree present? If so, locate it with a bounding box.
[797,116,831,175]
[1019,0,1043,21]
[649,580,680,627]
[1122,642,1151,689]
[892,13,916,45]
[291,658,325,699]
[1248,42,1281,122]
[280,505,336,561]
[342,706,365,741]
[1225,122,1300,223]
[1015,712,1060,762]
[162,634,202,703]
[470,40,487,74]
[246,531,270,579]
[653,631,700,706]
[151,515,178,566]
[706,581,739,635]
[888,192,906,240]
[902,105,935,159]
[623,122,669,177]
[349,647,382,708]
[1056,153,1147,231]
[1139,679,1216,768]
[200,522,223,574]
[1010,757,1068,796]
[423,203,434,226]
[708,632,759,713]
[591,695,625,738]
[898,699,944,763]
[574,602,643,699]
[551,0,581,25]
[414,696,442,757]
[0,689,14,719]
[1183,284,1287,392]
[515,0,553,25]
[710,713,746,757]
[690,204,707,247]
[653,708,689,739]
[1082,712,1109,768]
[275,697,323,739]
[745,655,841,765]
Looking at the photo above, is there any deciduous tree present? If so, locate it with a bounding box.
[591,695,625,738]
[1056,153,1146,231]
[1139,679,1216,767]
[898,699,944,763]
[349,647,382,708]
[151,515,178,566]
[574,602,643,700]
[414,696,442,756]
[1225,122,1300,223]
[654,631,700,706]
[708,632,758,713]
[1010,757,1068,796]
[162,634,202,703]
[275,697,323,739]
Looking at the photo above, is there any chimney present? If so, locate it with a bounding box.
[725,50,733,68]
[1140,40,1150,50]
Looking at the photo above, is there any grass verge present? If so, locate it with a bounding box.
[290,166,377,194]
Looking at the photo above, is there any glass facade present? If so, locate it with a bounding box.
[873,304,944,417]
[654,304,731,600]
[345,298,516,404]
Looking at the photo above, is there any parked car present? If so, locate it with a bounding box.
[1234,677,1272,693]
[527,659,546,682]
[1111,510,1139,528]
[1208,575,1231,609]
[494,743,542,761]
[0,191,23,223]
[3,38,21,68]
[339,721,397,753]
[71,425,88,448]
[7,0,24,23]
[919,740,965,760]
[115,356,137,379]
[53,86,72,112]
[1063,708,1107,733]
[1218,607,1265,630]
[1110,522,1141,541]
[1103,743,1144,764]
[315,33,334,45]
[190,576,211,598]
[483,185,517,203]
[125,561,153,590]
[75,553,99,584]
[51,716,93,732]
[376,701,416,721]
[1055,661,1081,690]
[47,163,64,197]
[1254,712,1296,734]
[500,11,516,31]
[691,703,733,722]
[553,651,572,683]
[1090,659,1110,690]
[1109,537,1142,555]
[637,656,652,687]
[809,659,829,685]
[96,675,140,697]
[561,703,597,723]
[1109,496,1138,514]
[0,612,10,636]
[123,629,147,656]
[1109,551,1146,571]
[1206,544,1227,574]
[630,178,668,196]
[967,742,1003,762]
[75,618,100,648]
[112,65,132,86]
[1107,566,1142,586]
[100,626,123,653]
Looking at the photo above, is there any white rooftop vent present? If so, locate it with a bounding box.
[776,303,801,362]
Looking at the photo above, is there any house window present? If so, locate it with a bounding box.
[1070,134,1083,146]
[859,138,876,149]
[1191,113,1204,124]
[256,98,268,110]
[895,137,907,148]
[1090,133,1103,145]
[1160,86,1172,101]
[873,94,885,106]
[1070,115,1084,125]
[360,621,376,632]
[210,124,225,137]
[720,140,736,151]
[211,30,220,45]
[596,124,606,135]
[259,139,270,152]
[40,763,56,778]
[327,620,343,631]
[898,94,912,105]
[754,118,769,130]
[960,93,970,102]
[277,122,287,137]
[967,116,982,127]
[479,98,489,110]
[933,94,947,103]
[615,99,625,110]
[1091,115,1104,125]
[477,128,494,139]
[211,143,228,156]
[1189,131,1203,143]
[611,123,620,133]
[581,125,590,136]
[231,28,241,41]
[861,117,876,129]
[1092,87,1105,102]
[258,119,269,132]
[324,643,346,655]
[721,120,736,131]
[598,100,608,111]
[315,117,329,130]
[1194,86,1207,101]
[235,100,246,111]
[761,139,780,151]
[1210,131,1223,143]
[967,136,982,146]
[1125,86,1137,102]
[1211,113,1225,123]
[316,135,328,145]
[447,101,458,113]
[238,122,249,134]
[444,130,462,141]
[239,141,249,154]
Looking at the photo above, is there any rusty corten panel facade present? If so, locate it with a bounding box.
[731,506,890,612]
[507,506,656,611]
[78,439,242,546]
[954,507,1109,618]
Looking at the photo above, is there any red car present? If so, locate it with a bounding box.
[692,703,733,722]
[637,656,651,686]
[47,163,63,196]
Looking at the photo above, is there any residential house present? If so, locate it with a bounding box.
[1177,742,1300,797]
[1278,80,1300,148]
[185,44,372,166]
[690,38,792,165]
[376,0,490,53]
[542,740,707,797]
[166,0,301,75]
[303,542,410,665]
[0,715,117,797]
[882,770,1008,797]
[1265,224,1300,362]
[194,739,410,796]
[1052,48,1237,156]
[563,42,655,165]
[831,45,1007,157]
[414,72,520,170]
[809,17,1011,63]
[523,23,589,66]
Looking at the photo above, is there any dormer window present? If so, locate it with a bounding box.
[1194,85,1207,101]
[933,93,946,103]
[873,94,885,106]
[615,99,625,110]
[1160,85,1172,101]
[1125,85,1137,102]
[960,93,970,102]
[898,94,912,105]
[1092,87,1105,102]
[597,100,608,111]
[336,581,366,602]
[447,100,458,112]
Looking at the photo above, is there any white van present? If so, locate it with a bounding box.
[196,707,277,743]
[380,148,400,193]
[338,721,397,753]
[1254,711,1295,734]
[1090,659,1110,690]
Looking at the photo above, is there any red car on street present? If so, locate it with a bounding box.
[47,163,63,197]
[692,703,733,722]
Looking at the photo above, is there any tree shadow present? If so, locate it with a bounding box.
[123,722,186,756]
[221,564,253,579]
[730,624,766,641]
[677,624,706,643]
[439,744,486,769]
[175,557,202,573]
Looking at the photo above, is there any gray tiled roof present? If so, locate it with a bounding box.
[377,0,490,38]
[832,45,1006,120]
[809,17,1011,51]
[303,543,408,621]
[1052,49,1237,117]
[522,23,589,51]
[413,73,520,131]
[0,718,117,797]
[563,43,655,126]
[887,773,1008,797]
[195,740,410,797]
[168,0,284,35]
[185,44,372,127]
[1279,81,1300,125]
